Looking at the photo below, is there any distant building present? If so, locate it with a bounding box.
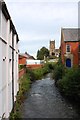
[49,40,55,56]
[25,52,35,60]
[19,52,35,65]
[60,28,80,67]
[49,40,60,58]
[19,54,27,65]
[55,49,60,57]
[49,40,55,57]
[26,60,44,69]
[0,1,19,119]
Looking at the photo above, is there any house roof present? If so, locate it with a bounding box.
[19,53,35,60]
[62,28,80,42]
[19,54,27,59]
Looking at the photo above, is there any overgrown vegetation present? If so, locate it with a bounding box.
[9,73,31,119]
[52,58,64,82]
[57,67,80,101]
[53,58,80,102]
[10,62,55,119]
[52,63,65,83]
[19,64,26,70]
[31,62,56,80]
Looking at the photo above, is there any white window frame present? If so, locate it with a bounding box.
[66,44,71,53]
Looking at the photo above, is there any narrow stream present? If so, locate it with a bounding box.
[21,73,80,118]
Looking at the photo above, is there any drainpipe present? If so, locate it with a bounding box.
[78,3,80,67]
[12,33,14,112]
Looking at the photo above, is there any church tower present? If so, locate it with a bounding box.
[49,40,55,57]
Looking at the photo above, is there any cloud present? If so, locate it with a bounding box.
[5,0,78,57]
[5,0,79,3]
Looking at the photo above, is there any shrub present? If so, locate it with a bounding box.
[42,63,50,74]
[31,63,53,80]
[9,73,31,119]
[19,64,26,70]
[26,68,36,81]
[53,63,65,82]
[33,68,43,80]
[48,62,56,71]
[57,67,80,101]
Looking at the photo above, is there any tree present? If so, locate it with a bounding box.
[37,47,49,60]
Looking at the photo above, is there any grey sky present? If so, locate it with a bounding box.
[5,0,78,58]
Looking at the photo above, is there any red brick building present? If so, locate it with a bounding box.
[60,28,80,67]
[19,54,27,65]
[18,53,35,65]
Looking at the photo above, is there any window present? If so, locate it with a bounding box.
[66,45,70,52]
[79,45,80,52]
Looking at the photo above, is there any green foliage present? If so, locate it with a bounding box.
[31,63,54,80]
[33,68,43,80]
[19,64,26,70]
[57,67,80,101]
[53,63,65,82]
[19,74,31,94]
[32,63,50,80]
[37,47,49,60]
[48,62,56,70]
[9,73,31,119]
[10,62,55,119]
[26,68,36,81]
[53,57,80,102]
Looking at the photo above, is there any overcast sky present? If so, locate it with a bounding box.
[5,0,79,58]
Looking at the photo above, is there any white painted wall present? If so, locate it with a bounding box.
[0,39,2,119]
[8,47,13,114]
[0,40,2,91]
[0,7,1,36]
[26,60,44,65]
[1,11,7,41]
[0,3,19,119]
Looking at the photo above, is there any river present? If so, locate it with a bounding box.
[21,73,80,118]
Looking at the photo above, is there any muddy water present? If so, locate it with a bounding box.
[21,73,80,118]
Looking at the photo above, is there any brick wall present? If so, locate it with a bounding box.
[19,64,43,78]
[19,57,26,65]
[19,68,26,78]
[26,64,43,69]
[61,41,79,66]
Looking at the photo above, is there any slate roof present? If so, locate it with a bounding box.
[19,53,35,60]
[62,28,80,42]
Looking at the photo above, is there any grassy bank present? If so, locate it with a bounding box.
[52,59,80,102]
[10,62,55,119]
[10,73,31,119]
[19,64,26,70]
[30,62,56,80]
[57,67,80,101]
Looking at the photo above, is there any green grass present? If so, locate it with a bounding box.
[9,73,31,119]
[57,67,80,101]
[10,62,55,119]
[19,64,26,70]
[52,63,65,82]
[32,62,55,80]
[52,57,80,102]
